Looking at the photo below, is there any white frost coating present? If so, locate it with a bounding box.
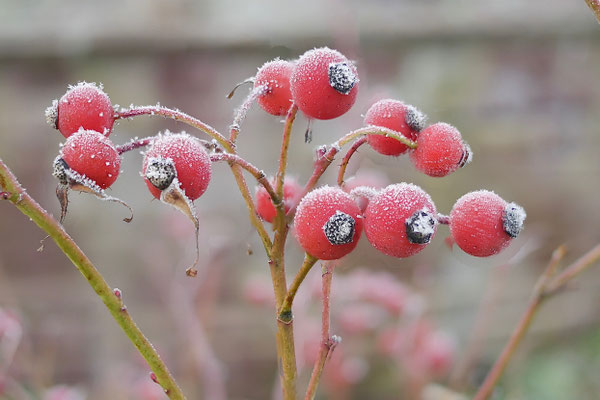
[349,186,378,200]
[45,99,58,128]
[460,143,473,167]
[404,104,427,132]
[502,202,526,238]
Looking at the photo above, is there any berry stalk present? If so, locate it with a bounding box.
[210,153,279,205]
[337,136,367,187]
[278,253,319,323]
[0,158,186,400]
[116,106,234,152]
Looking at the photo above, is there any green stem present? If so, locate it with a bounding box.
[275,105,298,200]
[0,158,186,399]
[279,254,319,322]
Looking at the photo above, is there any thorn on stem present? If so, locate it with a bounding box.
[0,191,10,200]
[113,288,122,299]
[150,372,159,384]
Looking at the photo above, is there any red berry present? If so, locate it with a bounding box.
[294,186,363,260]
[449,190,526,257]
[365,99,426,156]
[142,132,212,201]
[48,82,115,138]
[290,47,359,120]
[409,122,471,177]
[364,183,437,258]
[255,177,302,223]
[58,129,120,189]
[254,59,294,116]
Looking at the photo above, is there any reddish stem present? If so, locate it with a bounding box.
[115,106,233,152]
[305,261,339,400]
[230,84,267,143]
[116,136,154,154]
[337,137,367,187]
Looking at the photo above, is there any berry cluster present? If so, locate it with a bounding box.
[45,47,527,272]
[40,46,529,399]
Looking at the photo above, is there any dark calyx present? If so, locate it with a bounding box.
[405,210,436,244]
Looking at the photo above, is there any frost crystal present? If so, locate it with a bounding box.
[145,157,176,190]
[45,99,59,129]
[404,105,427,132]
[323,210,356,245]
[502,202,526,238]
[328,62,357,95]
[405,210,436,244]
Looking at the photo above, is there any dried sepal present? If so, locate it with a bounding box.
[53,157,133,223]
[159,178,201,277]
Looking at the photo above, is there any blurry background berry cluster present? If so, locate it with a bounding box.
[1,1,600,399]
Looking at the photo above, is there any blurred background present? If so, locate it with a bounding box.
[1,0,600,399]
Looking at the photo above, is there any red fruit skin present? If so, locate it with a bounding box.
[142,133,212,201]
[61,129,120,189]
[255,177,302,223]
[410,122,466,177]
[294,186,363,260]
[255,59,294,116]
[364,183,437,258]
[290,47,358,120]
[365,99,420,156]
[57,82,114,138]
[449,190,512,257]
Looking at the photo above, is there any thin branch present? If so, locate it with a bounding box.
[116,136,154,154]
[230,84,267,143]
[228,164,274,256]
[337,136,367,187]
[305,261,339,400]
[585,0,600,23]
[278,253,319,322]
[286,126,417,220]
[0,158,186,399]
[210,153,279,205]
[115,106,233,152]
[473,244,600,400]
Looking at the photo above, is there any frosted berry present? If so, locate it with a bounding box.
[365,99,426,156]
[255,176,302,223]
[410,122,471,177]
[290,47,359,120]
[449,190,526,257]
[364,183,437,258]
[56,129,120,189]
[294,186,363,260]
[47,82,115,138]
[142,132,212,201]
[254,59,294,116]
